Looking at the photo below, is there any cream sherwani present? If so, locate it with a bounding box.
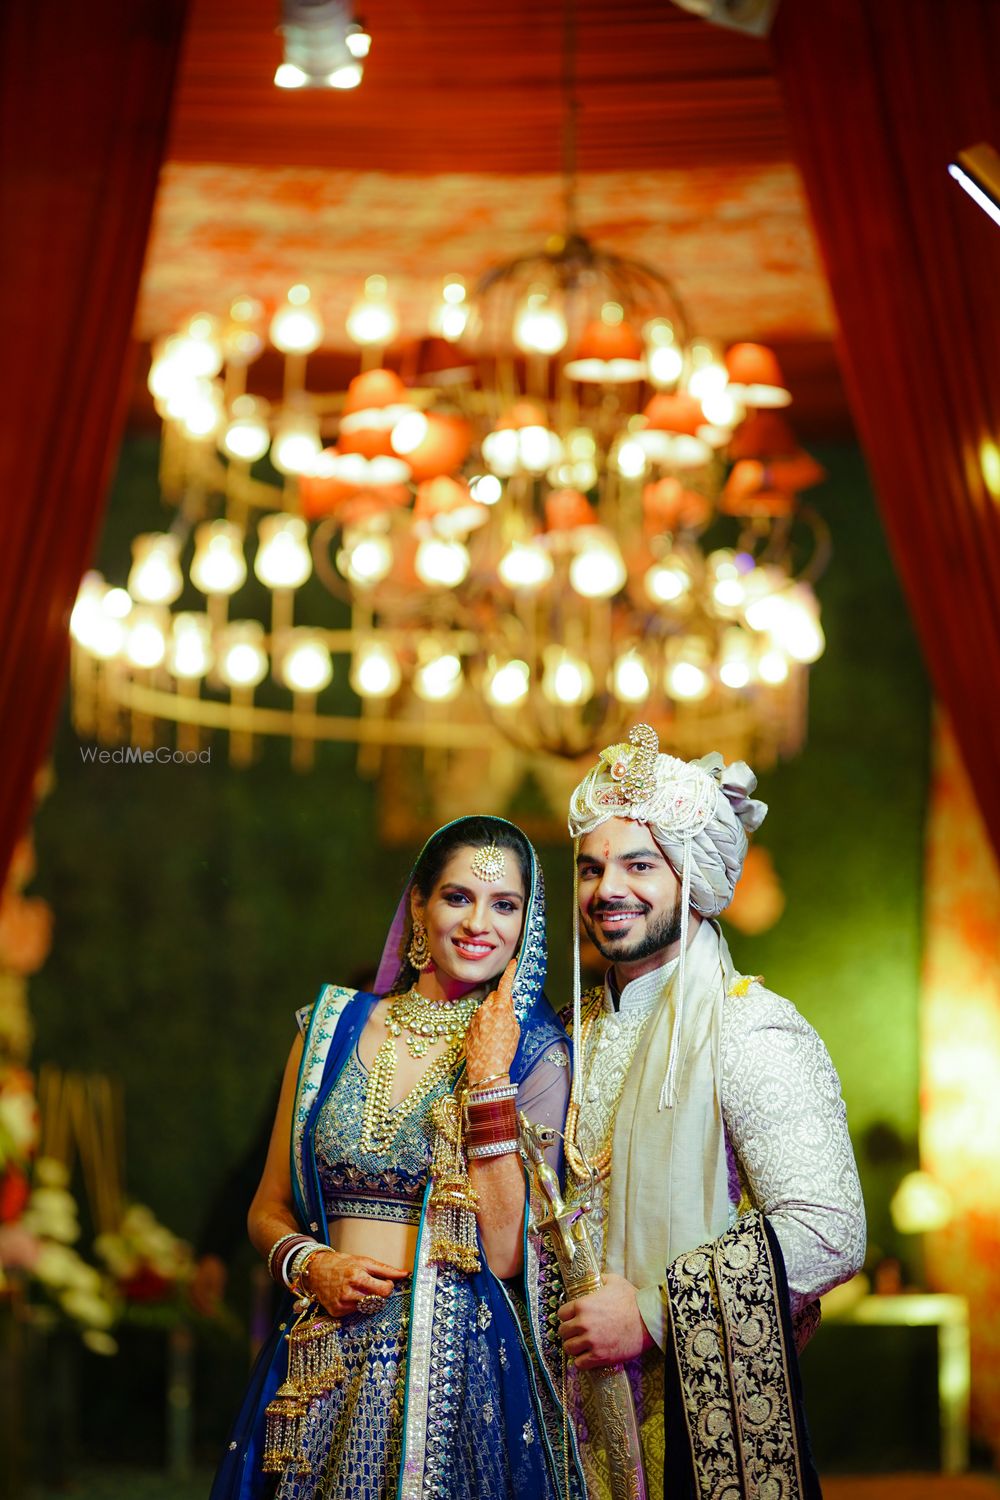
[564,928,866,1499]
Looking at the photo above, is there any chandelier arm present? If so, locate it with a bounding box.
[739,515,786,570]
[478,687,632,762]
[794,503,833,586]
[310,517,354,605]
[746,504,831,588]
[587,247,693,346]
[474,251,558,298]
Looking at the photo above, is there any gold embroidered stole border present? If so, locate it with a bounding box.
[398,1185,439,1500]
[665,1211,805,1500]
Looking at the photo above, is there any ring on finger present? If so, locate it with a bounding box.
[356,1292,385,1315]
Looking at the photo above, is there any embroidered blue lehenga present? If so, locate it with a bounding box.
[210,821,582,1500]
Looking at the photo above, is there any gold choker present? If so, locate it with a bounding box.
[386,986,479,1059]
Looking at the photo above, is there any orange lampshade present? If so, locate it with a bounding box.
[413,475,487,535]
[333,488,411,525]
[643,393,705,436]
[300,447,410,521]
[564,319,645,383]
[725,343,784,388]
[402,413,473,482]
[343,368,409,415]
[299,448,349,518]
[300,481,408,523]
[769,452,825,492]
[496,400,548,431]
[545,489,597,531]
[398,336,475,384]
[570,319,644,364]
[724,343,791,409]
[720,460,794,518]
[338,422,397,460]
[643,477,711,532]
[728,412,798,460]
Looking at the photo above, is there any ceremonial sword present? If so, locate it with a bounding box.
[519,1114,648,1500]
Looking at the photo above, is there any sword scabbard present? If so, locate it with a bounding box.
[519,1114,648,1500]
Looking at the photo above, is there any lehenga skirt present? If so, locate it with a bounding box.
[274,1269,562,1500]
[276,1280,409,1500]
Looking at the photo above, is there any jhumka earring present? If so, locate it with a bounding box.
[407,918,431,971]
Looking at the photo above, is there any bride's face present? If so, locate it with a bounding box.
[414,845,526,989]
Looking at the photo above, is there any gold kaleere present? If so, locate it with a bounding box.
[428,1093,481,1272]
[262,1304,346,1476]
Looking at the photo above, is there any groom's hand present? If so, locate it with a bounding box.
[557,1273,655,1369]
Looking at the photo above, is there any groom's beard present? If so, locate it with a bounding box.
[582,893,684,965]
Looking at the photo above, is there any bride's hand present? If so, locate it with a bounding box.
[465,959,520,1087]
[301,1248,408,1318]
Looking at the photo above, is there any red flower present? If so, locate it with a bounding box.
[0,1165,30,1225]
[120,1265,174,1303]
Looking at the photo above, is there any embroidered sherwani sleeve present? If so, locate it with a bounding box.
[720,987,867,1321]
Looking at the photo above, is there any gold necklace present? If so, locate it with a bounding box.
[359,989,477,1154]
[564,989,613,1183]
[386,986,479,1059]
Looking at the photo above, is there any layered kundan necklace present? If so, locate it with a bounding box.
[360,986,479,1154]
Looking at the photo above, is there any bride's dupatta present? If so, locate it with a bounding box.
[211,818,582,1500]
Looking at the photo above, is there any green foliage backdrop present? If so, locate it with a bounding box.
[31,437,928,1248]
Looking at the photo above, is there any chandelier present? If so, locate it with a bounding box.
[70,231,829,769]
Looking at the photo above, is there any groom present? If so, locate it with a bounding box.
[554,725,865,1500]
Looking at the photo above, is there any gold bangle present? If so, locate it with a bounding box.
[466,1070,510,1091]
[290,1243,329,1290]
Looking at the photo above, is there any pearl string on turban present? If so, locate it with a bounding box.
[567,725,767,1107]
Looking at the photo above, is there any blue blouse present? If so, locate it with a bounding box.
[313,1045,460,1228]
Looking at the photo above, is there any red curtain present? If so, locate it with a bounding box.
[0,1,188,881]
[771,0,1000,854]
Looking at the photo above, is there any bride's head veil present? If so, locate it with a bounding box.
[373,815,547,1034]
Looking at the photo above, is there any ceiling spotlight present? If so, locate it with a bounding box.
[275,0,370,90]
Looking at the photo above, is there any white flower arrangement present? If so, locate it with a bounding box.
[94,1202,194,1287]
[15,1160,119,1353]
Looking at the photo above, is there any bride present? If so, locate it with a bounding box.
[211,815,582,1500]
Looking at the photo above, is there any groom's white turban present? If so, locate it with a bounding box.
[567,724,767,917]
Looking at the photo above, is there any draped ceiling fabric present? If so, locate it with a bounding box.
[0,1,189,883]
[771,0,1000,856]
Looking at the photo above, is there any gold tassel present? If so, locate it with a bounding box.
[262,1385,309,1475]
[261,1305,346,1476]
[428,1094,480,1272]
[293,1312,347,1396]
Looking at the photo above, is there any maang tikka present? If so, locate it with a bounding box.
[471,842,506,883]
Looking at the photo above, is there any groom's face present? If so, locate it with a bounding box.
[577,819,683,966]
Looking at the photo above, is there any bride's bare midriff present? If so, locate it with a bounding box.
[329,1216,419,1274]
